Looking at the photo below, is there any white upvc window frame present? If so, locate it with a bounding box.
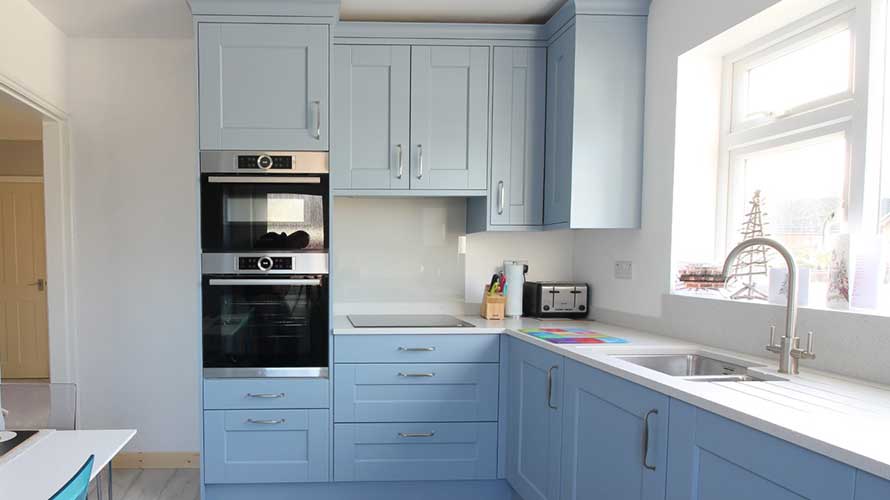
[715,1,870,260]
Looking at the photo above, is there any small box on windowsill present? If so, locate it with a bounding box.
[480,287,506,320]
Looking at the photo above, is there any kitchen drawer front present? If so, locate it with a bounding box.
[334,363,499,422]
[204,409,329,484]
[334,334,499,363]
[334,422,498,481]
[203,378,328,410]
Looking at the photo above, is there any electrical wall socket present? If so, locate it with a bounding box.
[614,261,633,280]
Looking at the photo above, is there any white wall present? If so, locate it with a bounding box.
[333,197,576,314]
[67,38,199,452]
[573,0,890,385]
[0,0,68,113]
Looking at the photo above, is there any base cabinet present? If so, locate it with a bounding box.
[506,338,564,500]
[856,471,890,500]
[560,359,669,500]
[203,409,330,484]
[666,400,857,500]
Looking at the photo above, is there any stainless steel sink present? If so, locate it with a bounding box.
[612,353,783,382]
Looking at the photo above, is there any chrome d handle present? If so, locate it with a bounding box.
[398,346,436,352]
[398,372,435,378]
[398,432,435,438]
[396,144,404,179]
[547,366,559,409]
[416,144,424,179]
[246,393,285,399]
[642,409,658,470]
[247,418,286,425]
[313,100,322,140]
[497,181,505,215]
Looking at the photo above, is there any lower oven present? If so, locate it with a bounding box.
[201,253,329,378]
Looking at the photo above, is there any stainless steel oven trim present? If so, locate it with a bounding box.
[203,367,329,379]
[200,151,329,174]
[208,278,322,286]
[207,176,322,184]
[202,253,329,275]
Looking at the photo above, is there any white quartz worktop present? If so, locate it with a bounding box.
[333,315,890,480]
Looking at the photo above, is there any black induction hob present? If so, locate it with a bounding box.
[348,314,476,328]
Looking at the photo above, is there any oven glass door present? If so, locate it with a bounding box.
[202,276,329,373]
[201,175,328,253]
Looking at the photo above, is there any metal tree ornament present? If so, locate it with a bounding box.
[727,190,770,300]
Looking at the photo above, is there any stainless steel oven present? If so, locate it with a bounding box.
[200,151,329,253]
[201,253,329,378]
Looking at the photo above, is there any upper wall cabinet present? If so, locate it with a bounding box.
[468,46,546,232]
[198,23,330,151]
[332,45,490,192]
[331,45,411,190]
[544,16,647,229]
[410,46,490,191]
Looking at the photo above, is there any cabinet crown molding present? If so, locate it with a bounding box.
[572,0,651,16]
[188,0,341,19]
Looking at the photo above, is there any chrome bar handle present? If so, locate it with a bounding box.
[209,279,322,287]
[313,100,322,140]
[398,432,435,438]
[547,366,559,410]
[246,393,285,399]
[396,144,404,179]
[416,144,424,179]
[497,181,505,215]
[247,418,286,425]
[398,346,436,352]
[642,409,658,471]
[398,372,435,378]
[208,176,322,184]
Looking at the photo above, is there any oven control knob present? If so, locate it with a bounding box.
[257,256,274,271]
[257,155,273,170]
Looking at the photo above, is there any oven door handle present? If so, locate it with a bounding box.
[208,279,323,286]
[207,176,322,184]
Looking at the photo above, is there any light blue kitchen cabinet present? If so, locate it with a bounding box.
[855,471,890,499]
[198,23,329,151]
[506,338,564,500]
[468,46,546,232]
[560,358,669,500]
[666,399,857,500]
[331,45,411,190]
[410,46,490,191]
[334,422,498,481]
[543,15,647,229]
[334,334,500,363]
[334,363,499,422]
[203,378,329,410]
[543,26,575,227]
[203,409,329,484]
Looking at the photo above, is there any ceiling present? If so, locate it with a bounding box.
[0,91,44,141]
[27,0,566,38]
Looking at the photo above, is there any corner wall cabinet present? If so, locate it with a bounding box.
[198,23,330,151]
[331,45,490,192]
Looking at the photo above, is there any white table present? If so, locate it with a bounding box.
[0,429,136,500]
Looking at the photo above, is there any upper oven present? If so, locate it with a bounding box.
[200,151,329,253]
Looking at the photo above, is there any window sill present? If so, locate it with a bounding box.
[669,289,890,320]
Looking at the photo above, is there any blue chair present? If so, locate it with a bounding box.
[49,454,94,500]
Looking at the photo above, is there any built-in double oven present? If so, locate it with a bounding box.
[200,151,329,378]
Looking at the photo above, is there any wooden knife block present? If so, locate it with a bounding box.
[480,287,506,320]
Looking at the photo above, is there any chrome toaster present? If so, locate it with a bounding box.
[522,282,589,319]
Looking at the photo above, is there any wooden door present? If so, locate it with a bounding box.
[0,180,48,379]
[490,46,546,227]
[198,23,330,151]
[560,359,669,500]
[410,46,489,191]
[331,45,411,190]
[506,338,563,500]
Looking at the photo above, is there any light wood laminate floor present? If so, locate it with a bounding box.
[90,469,199,500]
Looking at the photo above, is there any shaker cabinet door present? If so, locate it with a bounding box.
[331,45,411,190]
[198,23,329,151]
[490,47,546,227]
[410,46,490,191]
[543,26,575,226]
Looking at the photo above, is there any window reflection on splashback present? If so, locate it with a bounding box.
[332,198,467,311]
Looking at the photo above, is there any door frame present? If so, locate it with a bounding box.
[0,78,76,384]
